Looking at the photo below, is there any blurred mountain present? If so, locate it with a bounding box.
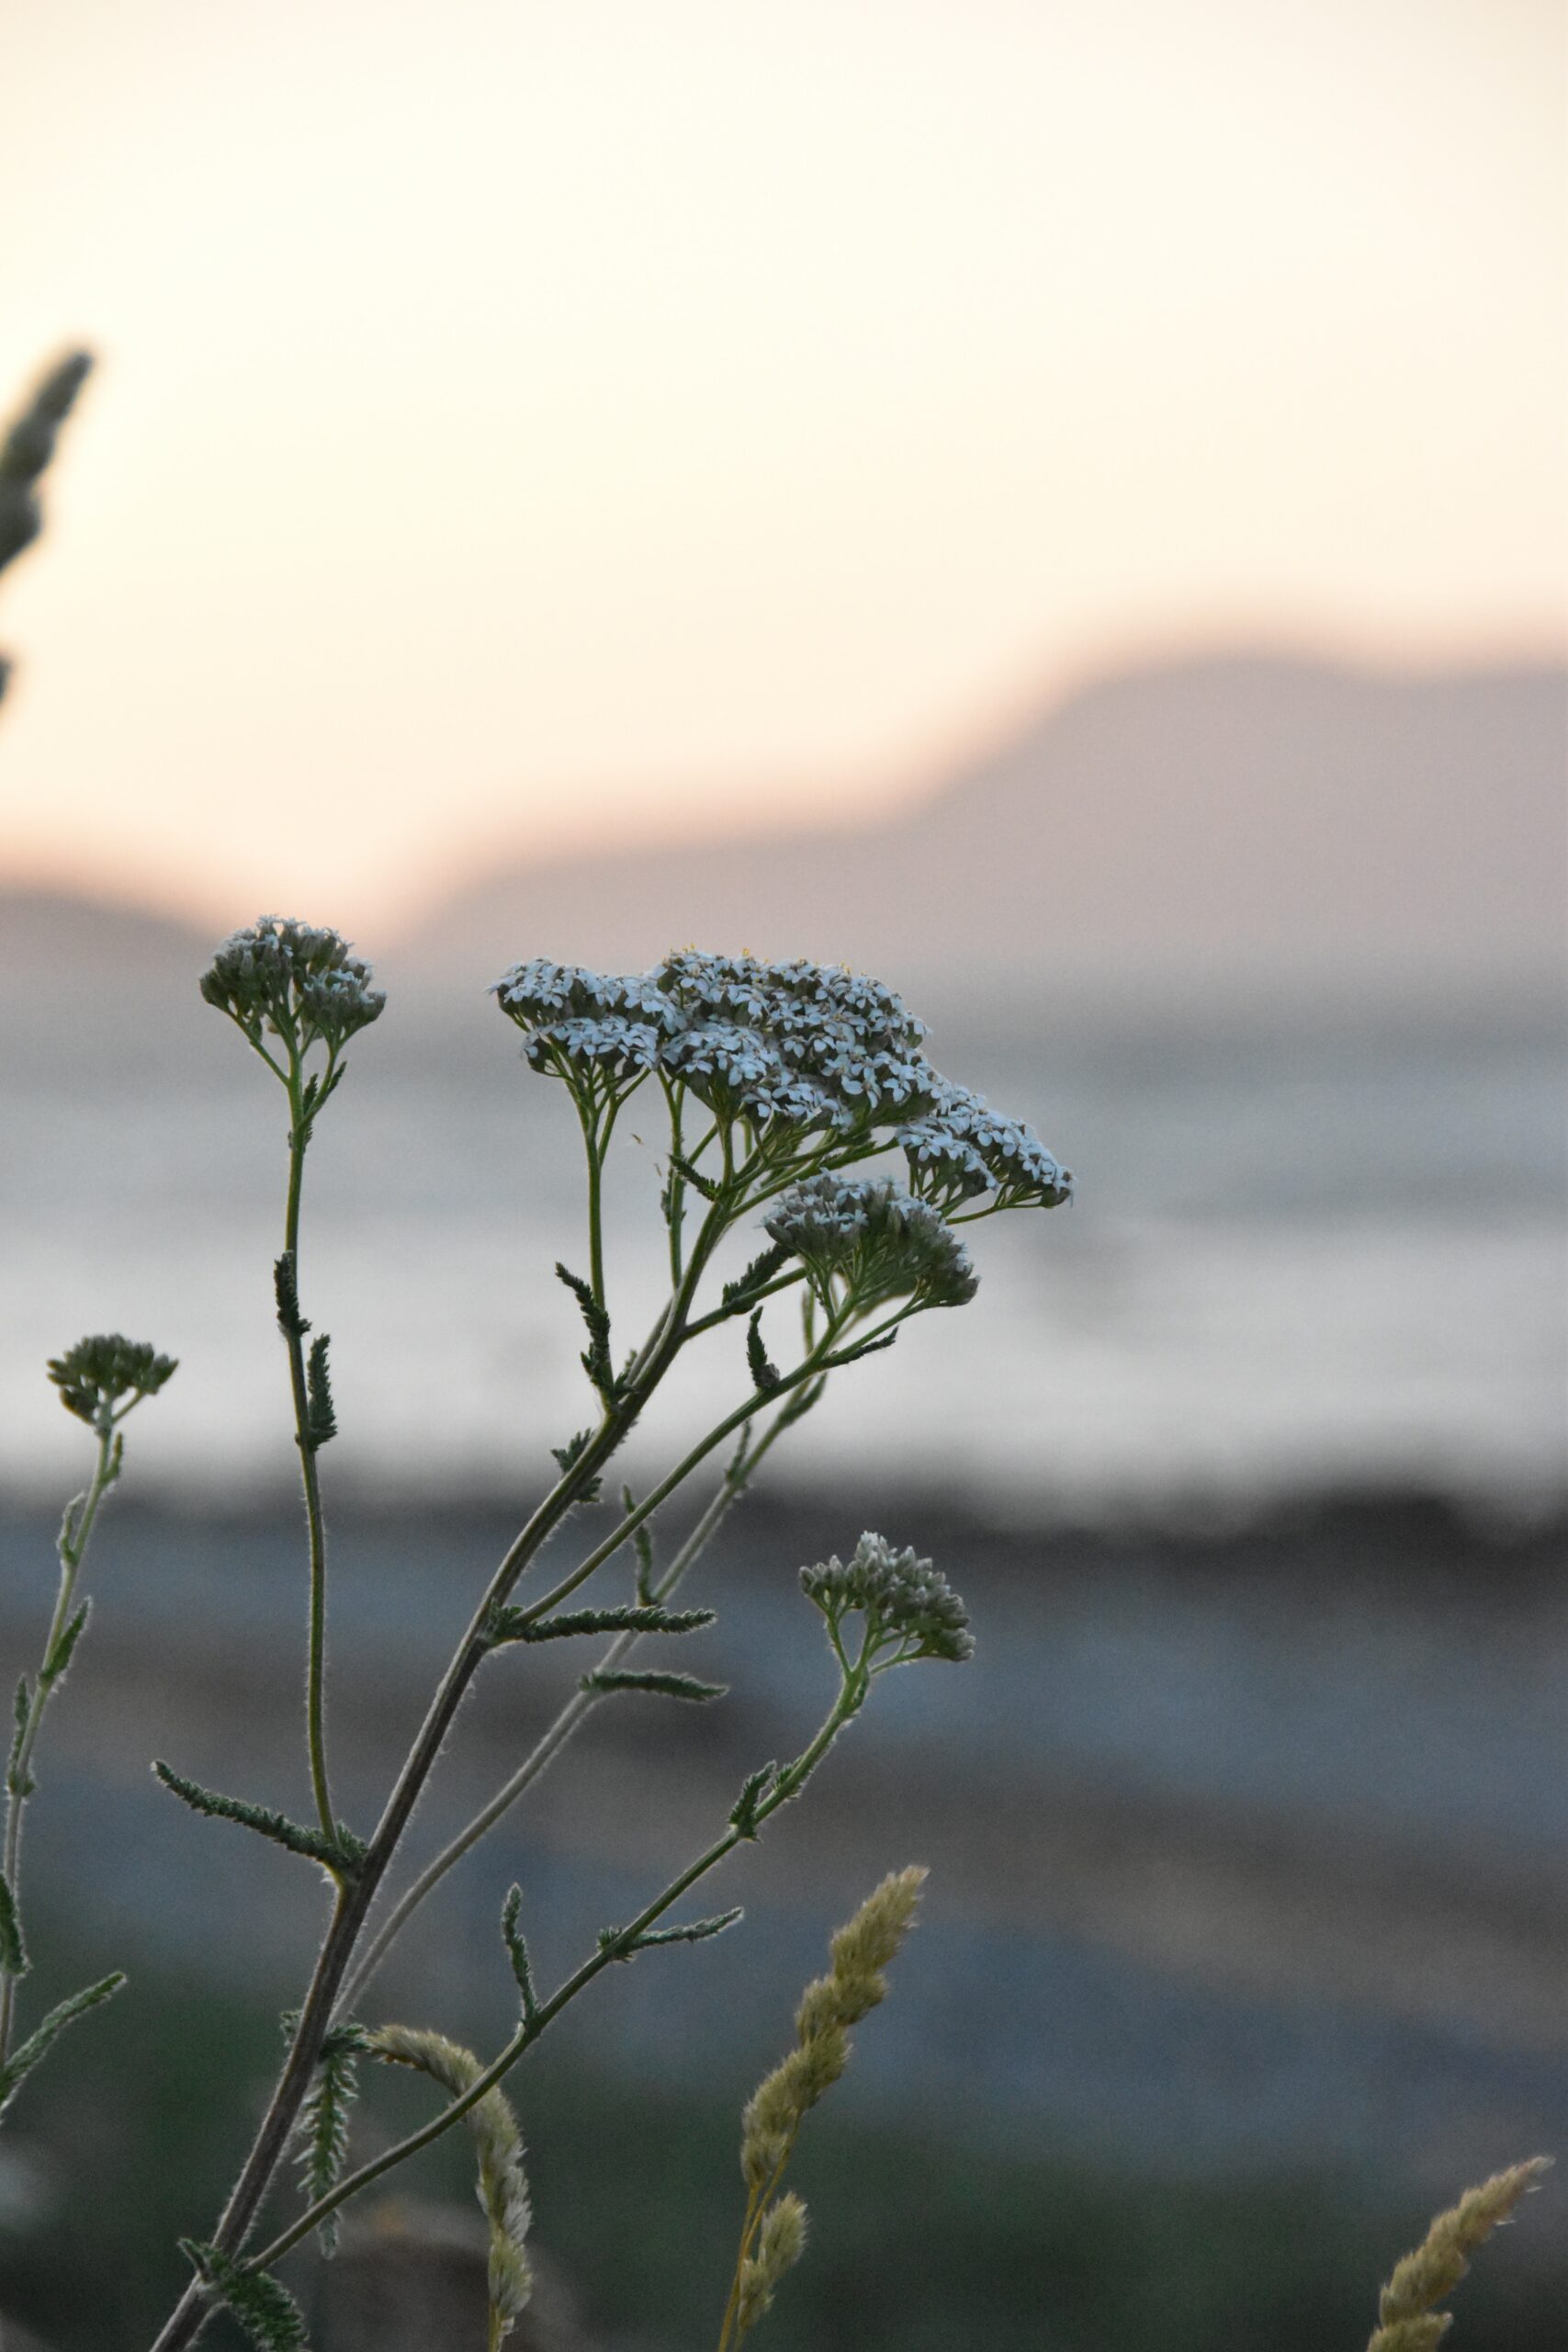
[1,650,1563,1019]
[400,649,1567,1002]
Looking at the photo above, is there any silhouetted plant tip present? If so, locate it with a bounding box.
[0,346,94,706]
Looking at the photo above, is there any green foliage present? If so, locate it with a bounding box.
[600,1906,744,1960]
[747,1310,782,1395]
[581,1668,728,1703]
[273,1253,308,1339]
[500,1885,539,2023]
[556,1260,620,1401]
[180,2243,310,2349]
[550,1427,604,1506]
[729,1763,778,1843]
[152,1762,365,1877]
[722,1242,792,1313]
[0,1871,28,1978]
[6,1678,35,1800]
[488,1601,714,1646]
[40,1600,90,1687]
[0,1972,124,2118]
[304,1333,337,1450]
[671,1149,721,1202]
[293,2021,369,2257]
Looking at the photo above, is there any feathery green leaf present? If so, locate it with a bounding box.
[273,1252,309,1339]
[294,2022,367,2256]
[40,1600,90,1687]
[746,1309,782,1395]
[580,1668,727,1703]
[0,1973,123,2115]
[152,1762,365,1875]
[501,1885,539,2022]
[181,2244,310,2349]
[304,1333,337,1449]
[489,1603,714,1646]
[729,1761,778,1841]
[555,1261,617,1399]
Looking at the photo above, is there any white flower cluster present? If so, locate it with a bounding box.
[762,1172,978,1311]
[492,950,1072,1210]
[800,1531,974,1665]
[200,918,386,1054]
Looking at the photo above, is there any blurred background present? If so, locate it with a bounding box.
[0,3,1564,2346]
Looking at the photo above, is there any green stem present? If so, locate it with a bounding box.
[335,1406,798,2016]
[0,1415,118,2064]
[250,1675,864,2273]
[283,1057,336,1848]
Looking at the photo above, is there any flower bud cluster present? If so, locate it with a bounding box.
[801,1532,974,1665]
[493,949,1071,1210]
[48,1334,177,1426]
[763,1173,977,1311]
[199,918,386,1057]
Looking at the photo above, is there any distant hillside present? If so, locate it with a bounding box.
[2,650,1562,1021]
[400,650,1567,1001]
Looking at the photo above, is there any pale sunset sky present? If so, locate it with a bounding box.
[0,0,1562,937]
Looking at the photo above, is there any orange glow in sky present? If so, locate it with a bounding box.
[0,0,1562,935]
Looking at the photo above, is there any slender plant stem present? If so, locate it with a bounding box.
[147,1241,728,2348]
[249,1674,864,2276]
[282,1057,335,1845]
[336,1406,796,2015]
[0,1417,116,2064]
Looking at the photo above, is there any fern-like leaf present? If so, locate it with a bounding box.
[488,1603,714,1646]
[181,2243,310,2349]
[152,1762,365,1876]
[746,1309,782,1395]
[580,1668,727,1702]
[0,1972,124,2115]
[295,2022,367,2256]
[555,1261,617,1400]
[304,1334,337,1450]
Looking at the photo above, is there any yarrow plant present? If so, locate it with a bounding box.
[63,922,1065,2351]
[13,917,1549,2348]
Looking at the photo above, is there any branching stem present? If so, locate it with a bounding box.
[0,1414,117,2065]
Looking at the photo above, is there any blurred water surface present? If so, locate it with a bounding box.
[5,990,1563,1514]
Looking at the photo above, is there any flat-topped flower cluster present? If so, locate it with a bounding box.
[493,950,1072,1217]
[200,917,386,1057]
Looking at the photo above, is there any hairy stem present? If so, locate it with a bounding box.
[283,1058,335,1845]
[0,1417,116,2064]
[337,1406,796,2015]
[251,1673,864,2275]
